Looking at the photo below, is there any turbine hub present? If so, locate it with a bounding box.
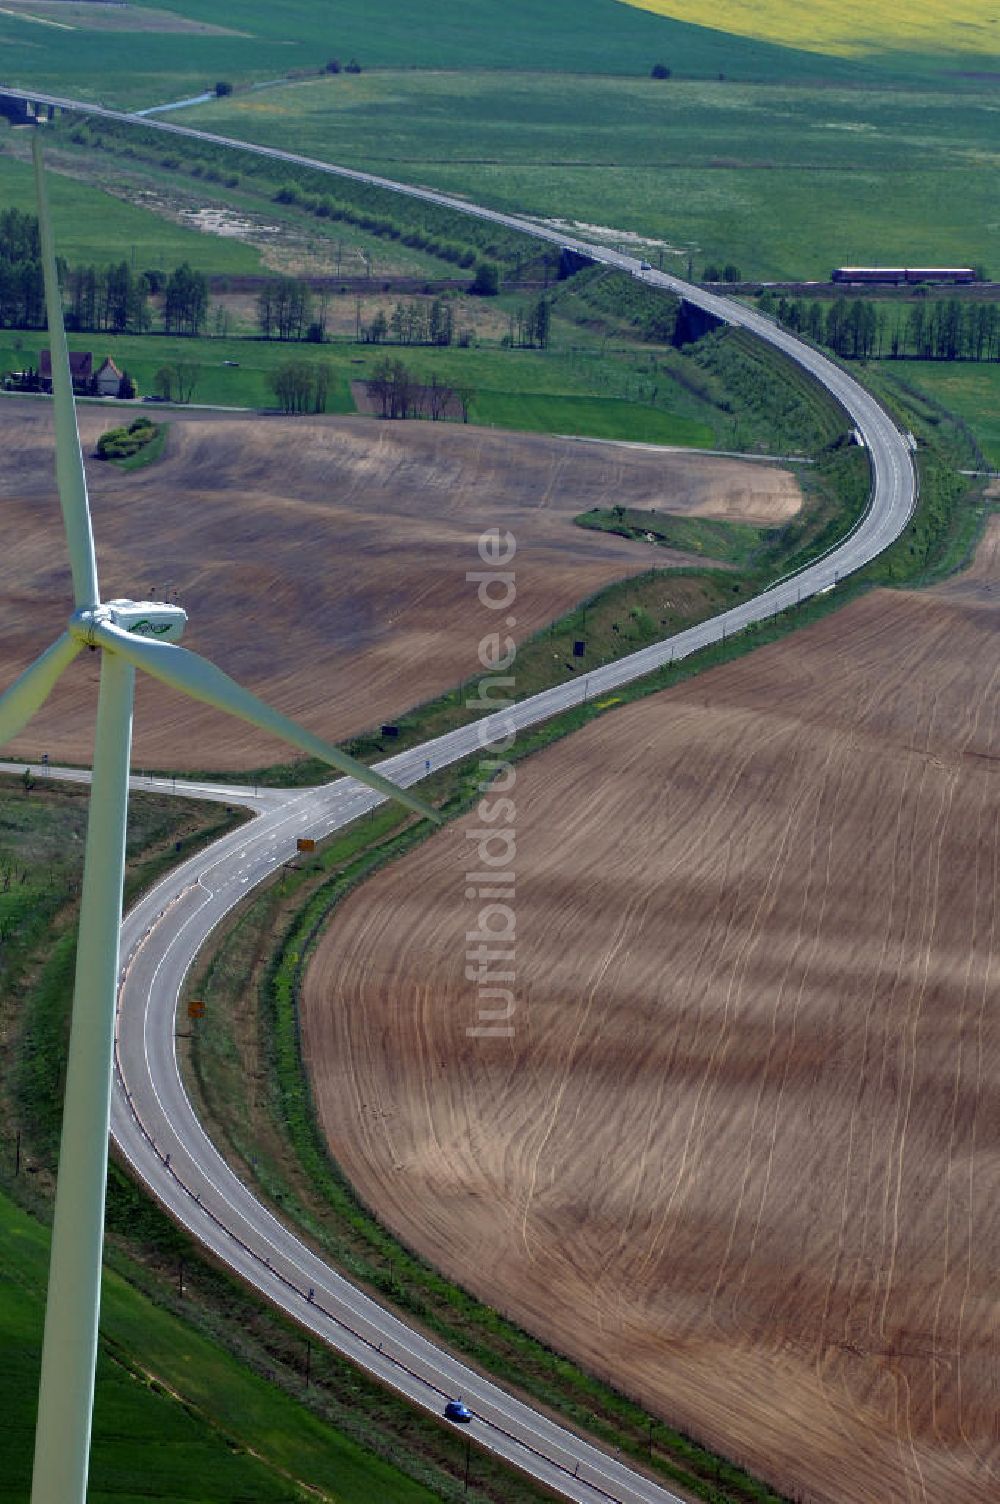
[71,600,188,647]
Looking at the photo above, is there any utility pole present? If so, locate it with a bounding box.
[304,1340,311,1388]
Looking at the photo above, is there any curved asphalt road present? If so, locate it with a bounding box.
[1,85,917,1504]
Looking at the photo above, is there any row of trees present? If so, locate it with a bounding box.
[502,297,551,349]
[163,263,210,336]
[703,264,743,284]
[67,261,209,336]
[0,209,44,328]
[269,360,334,413]
[65,262,150,335]
[360,297,459,347]
[0,264,44,330]
[366,358,474,423]
[256,277,319,342]
[763,292,1000,362]
[0,210,211,336]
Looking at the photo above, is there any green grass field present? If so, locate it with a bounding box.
[179,71,1000,281]
[0,0,921,113]
[1,0,992,290]
[0,1189,437,1504]
[878,362,1000,468]
[0,331,356,409]
[472,390,711,444]
[0,325,722,446]
[0,145,262,274]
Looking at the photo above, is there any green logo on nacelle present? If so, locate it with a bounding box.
[128,620,174,637]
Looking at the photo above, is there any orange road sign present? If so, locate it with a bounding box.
[297,837,316,853]
[187,998,206,1019]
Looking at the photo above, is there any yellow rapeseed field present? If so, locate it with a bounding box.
[617,0,997,57]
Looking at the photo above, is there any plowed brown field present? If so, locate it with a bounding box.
[302,522,1000,1504]
[0,403,800,771]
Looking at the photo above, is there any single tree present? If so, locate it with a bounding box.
[471,261,500,296]
[312,363,332,412]
[173,360,199,404]
[534,296,551,349]
[454,384,476,423]
[427,373,454,421]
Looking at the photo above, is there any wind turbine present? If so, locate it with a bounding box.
[3,133,437,1504]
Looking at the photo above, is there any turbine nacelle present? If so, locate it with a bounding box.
[71,600,188,647]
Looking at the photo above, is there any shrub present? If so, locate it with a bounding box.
[97,418,160,461]
[651,63,671,79]
[214,81,233,97]
[96,426,129,458]
[471,261,500,296]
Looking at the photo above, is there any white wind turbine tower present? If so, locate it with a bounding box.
[3,134,437,1504]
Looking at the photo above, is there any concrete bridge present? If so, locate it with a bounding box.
[0,91,58,125]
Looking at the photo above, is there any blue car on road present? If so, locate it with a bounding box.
[444,1398,473,1424]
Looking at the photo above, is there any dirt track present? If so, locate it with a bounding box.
[302,522,1000,1504]
[0,402,800,771]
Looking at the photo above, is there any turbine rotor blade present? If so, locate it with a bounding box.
[92,623,440,823]
[32,133,100,611]
[0,632,80,751]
